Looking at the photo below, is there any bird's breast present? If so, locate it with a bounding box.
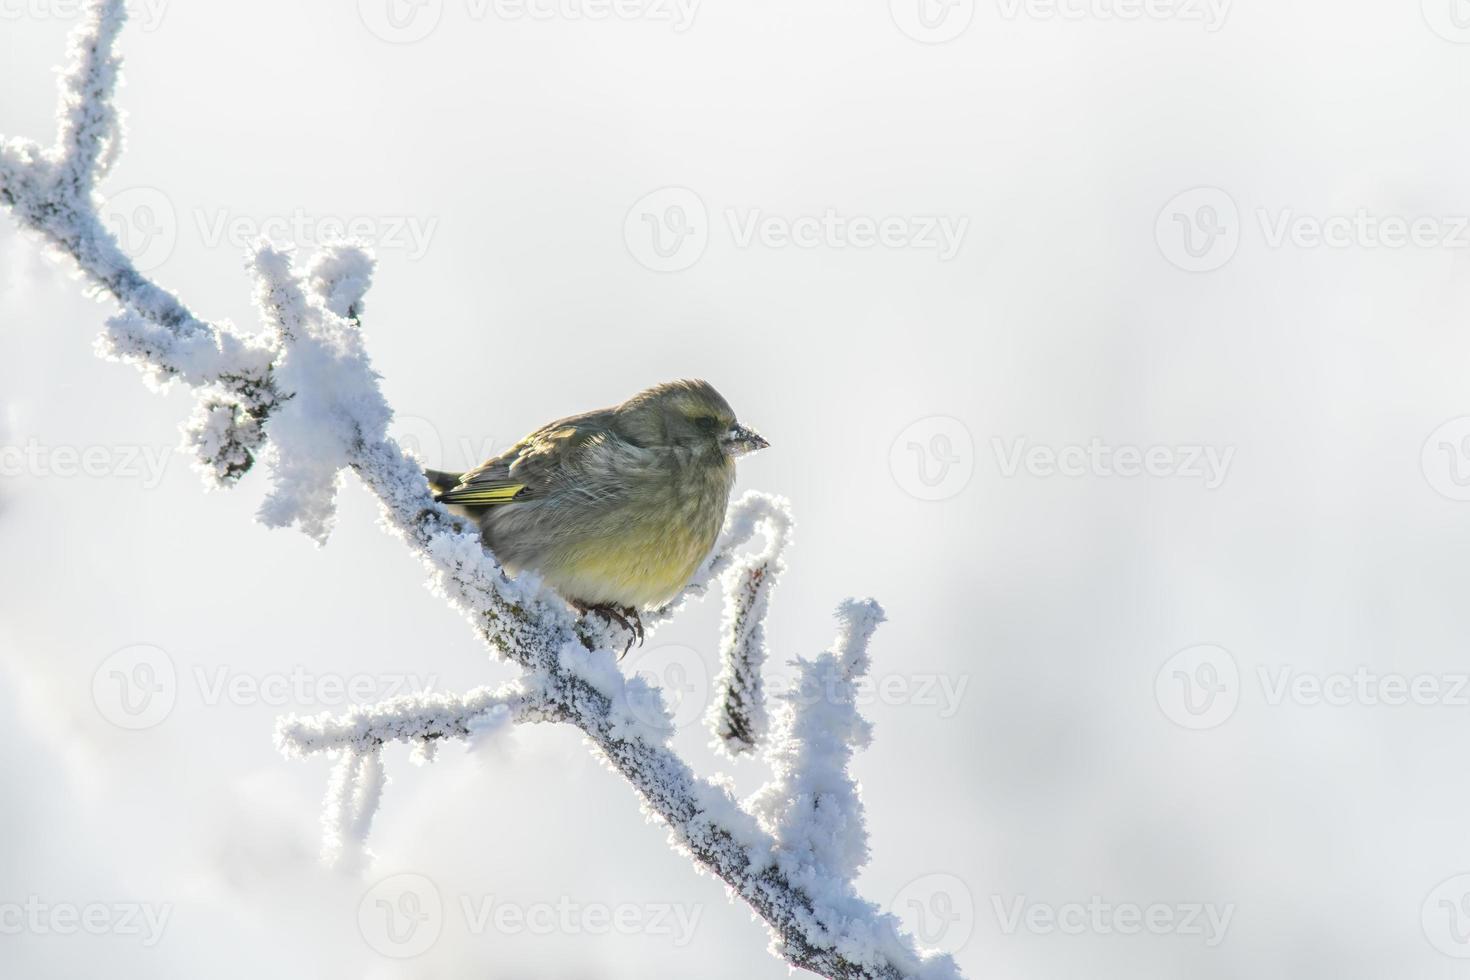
[487,453,734,609]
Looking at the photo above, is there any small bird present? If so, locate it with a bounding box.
[425,379,768,646]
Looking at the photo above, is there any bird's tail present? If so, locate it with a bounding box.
[423,468,463,500]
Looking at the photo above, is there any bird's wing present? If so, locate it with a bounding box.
[434,409,623,507]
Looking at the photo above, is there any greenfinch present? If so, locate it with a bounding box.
[426,379,768,640]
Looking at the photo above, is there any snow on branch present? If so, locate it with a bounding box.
[277,683,557,870]
[0,0,278,485]
[754,600,884,886]
[274,683,555,759]
[706,495,791,755]
[0,5,966,978]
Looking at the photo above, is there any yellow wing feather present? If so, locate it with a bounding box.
[437,483,527,506]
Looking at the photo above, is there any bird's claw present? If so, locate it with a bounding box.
[621,606,645,651]
[573,602,645,658]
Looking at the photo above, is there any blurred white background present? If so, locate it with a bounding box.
[6,0,1470,976]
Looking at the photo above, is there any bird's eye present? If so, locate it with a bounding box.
[696,415,720,433]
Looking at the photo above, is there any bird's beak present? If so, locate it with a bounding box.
[722,423,770,457]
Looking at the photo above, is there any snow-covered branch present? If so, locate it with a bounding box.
[274,682,555,759]
[754,600,884,886]
[706,497,791,754]
[0,6,965,978]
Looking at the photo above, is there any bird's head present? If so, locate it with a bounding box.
[619,379,769,458]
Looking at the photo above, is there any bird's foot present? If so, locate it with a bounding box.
[573,602,644,657]
[619,606,645,652]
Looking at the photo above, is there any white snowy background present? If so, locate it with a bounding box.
[5,0,1470,977]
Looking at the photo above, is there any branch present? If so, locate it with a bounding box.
[0,0,279,484]
[274,682,555,758]
[753,600,884,886]
[706,496,791,754]
[0,6,966,978]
